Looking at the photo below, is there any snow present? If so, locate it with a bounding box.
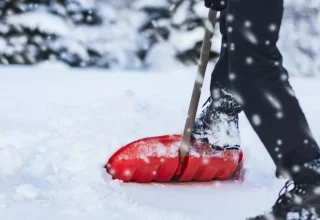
[1,65,320,219]
[0,145,23,176]
[281,1,320,76]
[7,11,69,36]
[0,37,6,51]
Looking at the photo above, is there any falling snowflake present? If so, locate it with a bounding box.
[206,20,215,33]
[202,158,209,165]
[244,30,258,45]
[141,156,150,164]
[275,147,280,152]
[274,61,280,66]
[196,70,204,84]
[229,72,236,81]
[293,195,303,204]
[230,43,235,51]
[276,111,284,119]
[278,154,283,159]
[293,165,300,173]
[286,87,296,97]
[234,92,244,105]
[266,92,282,110]
[227,14,234,22]
[265,40,270,45]
[277,139,283,145]
[280,73,288,81]
[314,187,320,195]
[244,20,252,28]
[109,169,116,175]
[304,139,309,144]
[246,57,254,65]
[252,114,261,126]
[227,27,233,33]
[124,169,131,176]
[212,88,221,99]
[269,24,277,32]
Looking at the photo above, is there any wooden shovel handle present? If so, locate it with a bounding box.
[180,9,218,157]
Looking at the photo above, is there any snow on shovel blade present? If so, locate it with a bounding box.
[105,135,243,183]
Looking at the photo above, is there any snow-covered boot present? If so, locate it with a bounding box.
[248,159,320,220]
[248,181,320,220]
[192,89,241,149]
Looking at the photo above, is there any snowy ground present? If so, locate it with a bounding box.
[1,64,320,220]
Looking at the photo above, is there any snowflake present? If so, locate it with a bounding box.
[124,169,131,176]
[227,14,234,22]
[196,70,204,84]
[202,158,209,165]
[234,93,244,105]
[314,187,320,195]
[246,57,254,65]
[227,27,233,33]
[304,139,309,144]
[275,147,280,152]
[280,73,288,81]
[86,15,93,22]
[230,43,235,51]
[229,72,236,81]
[269,23,277,32]
[286,87,296,97]
[244,20,252,28]
[244,30,258,45]
[252,114,261,126]
[266,93,282,110]
[206,20,215,33]
[212,88,221,99]
[109,169,116,175]
[277,139,283,145]
[293,165,301,173]
[265,40,270,45]
[276,111,284,119]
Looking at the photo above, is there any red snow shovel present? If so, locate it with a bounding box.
[105,9,243,183]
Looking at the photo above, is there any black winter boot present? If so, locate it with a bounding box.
[192,87,242,149]
[248,159,320,220]
[248,181,320,220]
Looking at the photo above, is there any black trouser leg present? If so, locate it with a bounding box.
[210,10,242,116]
[213,0,320,181]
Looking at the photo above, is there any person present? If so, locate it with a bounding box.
[192,0,320,219]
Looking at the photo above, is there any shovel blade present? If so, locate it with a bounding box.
[105,135,243,183]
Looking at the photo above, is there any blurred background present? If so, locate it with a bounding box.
[0,0,319,75]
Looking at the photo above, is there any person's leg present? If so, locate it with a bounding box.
[226,0,320,182]
[192,9,242,148]
[210,10,242,115]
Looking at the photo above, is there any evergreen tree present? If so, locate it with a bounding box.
[136,0,219,66]
[0,0,107,67]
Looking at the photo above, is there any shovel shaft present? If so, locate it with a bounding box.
[180,10,218,157]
